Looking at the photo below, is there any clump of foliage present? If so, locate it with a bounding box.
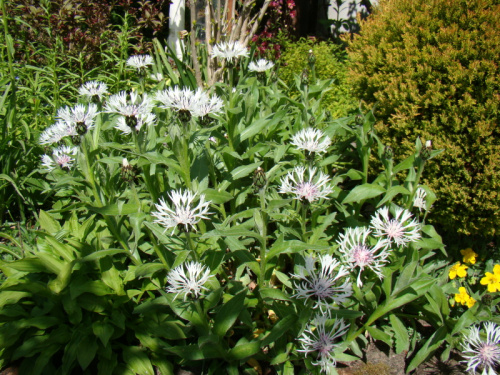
[345,0,500,237]
[5,0,168,69]
[278,38,357,118]
[0,39,487,374]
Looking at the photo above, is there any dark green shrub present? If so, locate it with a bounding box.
[278,38,357,118]
[346,0,500,236]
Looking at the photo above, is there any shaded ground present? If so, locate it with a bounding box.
[337,341,466,375]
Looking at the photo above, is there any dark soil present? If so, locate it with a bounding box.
[337,341,466,375]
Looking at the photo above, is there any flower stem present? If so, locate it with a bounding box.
[185,230,198,261]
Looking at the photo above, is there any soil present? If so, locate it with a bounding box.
[337,341,467,375]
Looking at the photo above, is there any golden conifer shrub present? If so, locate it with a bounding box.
[345,0,500,236]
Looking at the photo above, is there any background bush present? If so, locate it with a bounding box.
[278,38,357,118]
[345,0,500,237]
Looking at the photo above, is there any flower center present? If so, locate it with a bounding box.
[385,219,404,239]
[479,343,500,366]
[296,182,319,201]
[352,246,373,268]
[56,155,72,169]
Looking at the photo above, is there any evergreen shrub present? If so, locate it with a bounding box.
[279,38,357,118]
[346,0,500,236]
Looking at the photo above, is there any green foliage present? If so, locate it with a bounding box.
[346,0,500,236]
[278,38,357,118]
[0,40,480,373]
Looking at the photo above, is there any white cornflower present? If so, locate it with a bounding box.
[78,81,108,102]
[126,54,154,72]
[280,166,334,203]
[192,95,224,118]
[155,86,206,121]
[413,187,428,212]
[57,103,99,136]
[151,189,212,233]
[39,120,76,145]
[292,254,352,310]
[211,41,249,62]
[298,312,350,374]
[41,146,78,171]
[114,112,156,134]
[105,91,155,131]
[248,59,275,72]
[166,261,213,301]
[291,128,331,154]
[337,227,391,287]
[370,206,421,248]
[462,322,500,375]
[150,72,164,82]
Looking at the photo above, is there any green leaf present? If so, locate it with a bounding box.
[77,335,98,370]
[377,185,410,207]
[213,289,248,337]
[92,321,115,347]
[342,183,386,204]
[38,210,61,234]
[203,188,233,204]
[406,327,448,373]
[80,249,129,262]
[389,314,409,354]
[262,314,296,346]
[86,203,140,216]
[123,346,155,375]
[0,291,31,308]
[134,263,165,278]
[259,288,292,302]
[227,340,261,360]
[366,326,392,346]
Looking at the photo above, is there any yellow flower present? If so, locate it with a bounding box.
[461,248,478,264]
[449,262,468,280]
[480,264,500,293]
[466,296,476,308]
[455,287,471,305]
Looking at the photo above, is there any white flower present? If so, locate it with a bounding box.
[151,189,212,233]
[370,206,421,248]
[105,91,155,131]
[192,95,224,118]
[291,128,331,154]
[39,120,77,145]
[41,146,78,171]
[462,322,500,375]
[126,54,154,71]
[292,254,352,310]
[166,261,213,301]
[279,166,334,202]
[211,41,249,62]
[78,81,108,102]
[114,112,156,134]
[150,72,164,82]
[57,104,99,135]
[413,187,428,212]
[248,59,274,72]
[337,227,391,287]
[298,312,350,374]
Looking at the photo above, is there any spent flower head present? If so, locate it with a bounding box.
[462,322,500,375]
[151,189,212,234]
[298,312,349,374]
[292,254,352,310]
[211,41,249,62]
[279,166,334,203]
[248,59,275,72]
[370,206,421,248]
[291,128,331,154]
[413,187,428,212]
[166,261,213,301]
[337,227,391,287]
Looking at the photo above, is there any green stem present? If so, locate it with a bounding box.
[185,230,198,261]
[258,189,268,288]
[301,201,309,243]
[406,160,425,211]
